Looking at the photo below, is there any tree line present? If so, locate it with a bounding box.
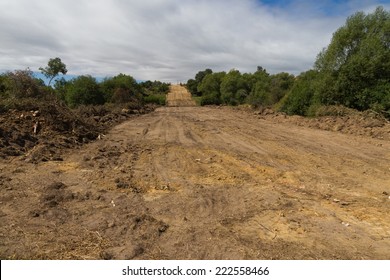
[54,73,169,107]
[0,61,169,110]
[186,7,390,118]
[187,67,295,107]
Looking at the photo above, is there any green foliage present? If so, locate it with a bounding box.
[198,72,225,105]
[247,81,270,107]
[0,70,55,113]
[100,74,141,104]
[140,80,170,95]
[195,69,213,84]
[0,74,8,96]
[279,70,319,116]
[143,94,166,105]
[139,80,169,106]
[314,6,390,113]
[53,77,70,101]
[269,72,295,104]
[192,96,202,106]
[39,57,67,86]
[65,75,105,107]
[200,93,221,106]
[245,67,271,107]
[190,66,293,107]
[278,6,390,118]
[186,79,198,96]
[186,69,212,96]
[220,69,249,105]
[2,69,43,99]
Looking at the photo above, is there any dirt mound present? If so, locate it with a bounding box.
[1,105,390,260]
[0,100,156,162]
[0,101,99,162]
[251,106,390,140]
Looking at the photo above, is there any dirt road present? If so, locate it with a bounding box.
[1,86,390,259]
[166,84,196,107]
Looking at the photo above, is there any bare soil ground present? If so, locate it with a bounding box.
[166,84,196,107]
[1,86,390,260]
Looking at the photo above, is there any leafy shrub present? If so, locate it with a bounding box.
[3,69,42,99]
[100,74,141,104]
[140,80,170,95]
[279,70,318,116]
[200,93,222,106]
[143,94,166,105]
[65,75,105,107]
[314,7,390,113]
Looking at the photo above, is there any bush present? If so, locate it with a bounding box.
[2,69,43,99]
[143,94,166,105]
[140,80,170,95]
[220,70,249,105]
[279,70,318,116]
[0,75,7,96]
[200,93,222,106]
[65,75,105,107]
[314,7,390,112]
[100,74,141,104]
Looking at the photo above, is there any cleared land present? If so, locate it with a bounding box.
[166,84,196,107]
[1,85,390,259]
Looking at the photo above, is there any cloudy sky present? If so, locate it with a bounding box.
[1,0,389,82]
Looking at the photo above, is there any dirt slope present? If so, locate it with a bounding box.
[1,91,390,260]
[166,85,196,107]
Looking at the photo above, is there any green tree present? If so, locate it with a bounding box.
[186,69,212,96]
[220,69,248,105]
[314,6,390,112]
[140,80,170,95]
[100,74,141,104]
[279,70,319,116]
[195,68,213,84]
[269,72,295,104]
[53,77,70,101]
[0,74,8,97]
[245,67,271,106]
[139,80,169,105]
[198,72,226,105]
[39,57,68,86]
[186,79,198,96]
[65,75,104,107]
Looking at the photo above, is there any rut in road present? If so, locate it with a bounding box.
[1,106,390,260]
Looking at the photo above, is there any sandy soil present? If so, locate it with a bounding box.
[1,86,390,260]
[166,84,196,107]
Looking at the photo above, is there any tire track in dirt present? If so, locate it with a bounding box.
[1,104,390,259]
[97,106,390,259]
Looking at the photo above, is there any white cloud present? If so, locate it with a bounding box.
[0,0,388,82]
